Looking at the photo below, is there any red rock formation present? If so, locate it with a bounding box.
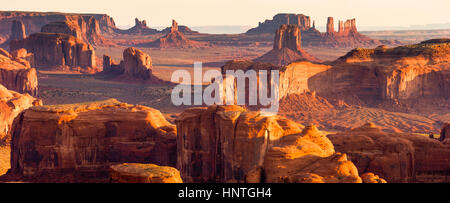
[0,84,40,143]
[246,13,311,34]
[441,123,450,142]
[10,32,98,73]
[8,99,177,182]
[255,24,321,65]
[10,20,26,41]
[114,18,159,35]
[41,21,82,39]
[100,47,166,83]
[326,17,335,34]
[328,123,450,183]
[0,11,117,40]
[246,13,401,48]
[142,20,210,48]
[0,52,38,96]
[176,105,384,183]
[109,163,183,183]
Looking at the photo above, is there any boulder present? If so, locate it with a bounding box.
[9,99,177,182]
[109,163,183,183]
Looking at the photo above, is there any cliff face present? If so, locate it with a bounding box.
[328,123,450,183]
[0,11,117,39]
[113,18,159,35]
[176,105,384,183]
[0,84,40,143]
[10,33,98,73]
[0,53,38,96]
[255,24,321,65]
[246,13,311,34]
[9,99,177,182]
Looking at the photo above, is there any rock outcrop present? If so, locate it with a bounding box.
[0,11,116,47]
[10,20,26,41]
[441,123,450,142]
[100,47,165,83]
[0,52,38,96]
[255,24,321,65]
[8,99,177,182]
[142,20,209,48]
[41,21,82,39]
[109,163,183,183]
[246,13,401,48]
[114,18,159,35]
[0,84,40,143]
[10,32,98,73]
[176,105,383,183]
[328,123,450,183]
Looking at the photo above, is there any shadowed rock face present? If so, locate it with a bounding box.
[10,33,98,73]
[0,52,38,96]
[0,84,41,143]
[123,47,152,80]
[328,123,450,183]
[176,105,384,183]
[255,24,321,65]
[10,20,26,41]
[41,21,82,39]
[8,99,177,182]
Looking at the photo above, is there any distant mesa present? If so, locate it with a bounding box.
[140,20,210,48]
[114,18,159,35]
[10,21,99,73]
[255,24,321,65]
[101,47,166,83]
[246,13,402,48]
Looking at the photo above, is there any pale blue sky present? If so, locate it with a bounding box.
[1,0,449,28]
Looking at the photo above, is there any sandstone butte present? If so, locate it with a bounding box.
[142,20,210,48]
[328,123,450,183]
[102,47,166,83]
[0,49,38,96]
[110,163,183,183]
[5,99,177,182]
[0,84,41,144]
[176,105,385,183]
[255,24,321,65]
[246,13,401,48]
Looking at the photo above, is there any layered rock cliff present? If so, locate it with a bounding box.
[10,32,98,73]
[328,123,450,182]
[0,52,38,96]
[8,99,177,182]
[176,105,384,183]
[0,84,40,143]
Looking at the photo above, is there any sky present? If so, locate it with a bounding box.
[1,0,449,28]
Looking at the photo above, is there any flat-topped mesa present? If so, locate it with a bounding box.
[41,21,82,39]
[11,20,26,41]
[8,99,177,182]
[10,32,98,73]
[326,17,335,34]
[246,13,311,34]
[255,24,321,65]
